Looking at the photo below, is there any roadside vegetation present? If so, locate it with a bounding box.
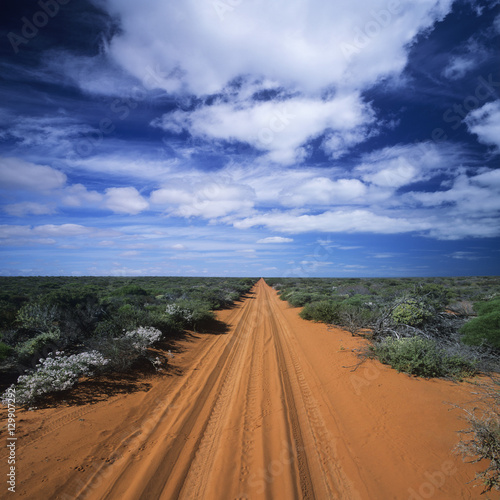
[0,276,256,406]
[267,276,500,492]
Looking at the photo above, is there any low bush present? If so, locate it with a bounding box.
[299,300,340,324]
[374,337,476,378]
[165,302,214,331]
[90,326,162,371]
[0,341,12,361]
[14,328,61,362]
[2,350,109,406]
[461,299,500,349]
[391,298,431,327]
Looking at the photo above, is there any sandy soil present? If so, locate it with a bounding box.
[1,279,498,499]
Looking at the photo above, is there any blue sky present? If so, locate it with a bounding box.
[0,0,499,277]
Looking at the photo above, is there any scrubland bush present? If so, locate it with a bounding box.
[391,298,431,327]
[456,377,500,493]
[374,337,476,378]
[90,326,162,371]
[0,341,11,361]
[461,298,500,349]
[2,351,109,406]
[299,300,340,324]
[14,328,61,362]
[165,302,214,331]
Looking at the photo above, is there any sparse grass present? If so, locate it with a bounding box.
[455,377,500,493]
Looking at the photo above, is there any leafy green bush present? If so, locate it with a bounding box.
[14,329,61,362]
[299,300,340,324]
[375,337,476,378]
[391,299,431,327]
[15,302,58,332]
[461,299,500,349]
[0,342,12,361]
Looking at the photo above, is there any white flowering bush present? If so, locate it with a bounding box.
[2,350,109,406]
[165,304,194,325]
[124,326,162,351]
[91,326,163,371]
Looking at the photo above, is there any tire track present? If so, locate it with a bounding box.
[178,296,255,499]
[265,284,360,500]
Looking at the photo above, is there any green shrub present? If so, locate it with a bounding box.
[15,302,58,332]
[391,299,431,327]
[461,299,500,349]
[0,342,12,361]
[14,329,61,362]
[299,300,340,324]
[375,337,476,378]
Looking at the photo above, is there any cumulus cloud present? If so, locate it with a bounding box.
[0,157,67,192]
[353,142,459,192]
[153,93,375,164]
[100,0,453,96]
[61,184,103,207]
[104,187,149,215]
[150,180,255,218]
[465,100,500,151]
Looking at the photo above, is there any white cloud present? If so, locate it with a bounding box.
[234,209,430,234]
[101,0,453,96]
[4,202,56,217]
[442,55,477,80]
[153,93,374,164]
[104,187,149,214]
[0,224,120,246]
[407,171,500,214]
[465,100,500,151]
[257,236,294,244]
[150,180,255,218]
[33,224,95,237]
[354,142,453,188]
[61,184,103,207]
[0,157,67,192]
[280,178,366,207]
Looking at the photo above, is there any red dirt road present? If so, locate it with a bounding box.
[1,279,497,499]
